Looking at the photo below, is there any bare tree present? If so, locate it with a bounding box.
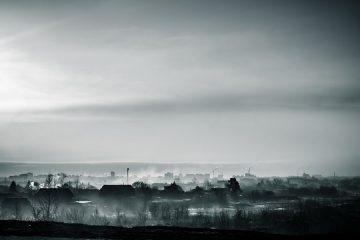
[137,207,148,226]
[58,173,67,186]
[90,208,109,226]
[31,205,42,221]
[9,181,17,193]
[74,176,80,190]
[2,201,22,220]
[172,204,189,226]
[233,209,251,229]
[44,174,54,188]
[161,204,171,224]
[115,207,128,226]
[13,202,22,220]
[65,206,85,224]
[214,210,231,229]
[31,191,58,221]
[149,203,160,219]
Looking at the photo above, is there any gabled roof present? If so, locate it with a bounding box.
[99,185,135,198]
[35,188,74,201]
[100,185,134,192]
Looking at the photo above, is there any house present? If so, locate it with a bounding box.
[9,172,33,182]
[163,181,184,195]
[99,185,135,199]
[35,188,74,202]
[74,189,99,200]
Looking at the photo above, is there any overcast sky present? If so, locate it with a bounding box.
[0,0,359,176]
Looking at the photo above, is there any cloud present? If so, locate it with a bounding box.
[7,88,356,122]
[0,0,359,175]
[0,19,71,46]
[1,0,359,117]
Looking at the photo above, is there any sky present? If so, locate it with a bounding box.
[0,0,359,176]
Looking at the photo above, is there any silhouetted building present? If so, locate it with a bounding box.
[74,189,99,200]
[111,171,115,178]
[191,186,205,196]
[9,172,33,182]
[99,185,135,199]
[35,188,74,202]
[163,181,184,195]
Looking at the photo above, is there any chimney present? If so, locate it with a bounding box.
[127,168,129,185]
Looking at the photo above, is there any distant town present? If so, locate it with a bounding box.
[0,167,359,234]
[0,168,354,192]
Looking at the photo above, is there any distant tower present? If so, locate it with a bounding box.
[212,167,218,178]
[111,171,115,178]
[127,168,129,185]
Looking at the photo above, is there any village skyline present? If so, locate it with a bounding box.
[0,161,354,178]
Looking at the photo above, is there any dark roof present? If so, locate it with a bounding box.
[35,188,74,202]
[99,185,135,198]
[75,189,99,200]
[76,188,99,194]
[163,181,184,193]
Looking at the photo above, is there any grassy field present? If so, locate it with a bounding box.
[0,220,357,240]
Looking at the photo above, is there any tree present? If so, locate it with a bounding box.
[31,191,58,221]
[25,180,31,191]
[226,178,241,200]
[9,181,17,193]
[149,203,160,219]
[192,186,205,195]
[58,173,67,186]
[273,178,282,185]
[115,207,128,226]
[132,181,153,207]
[74,176,80,190]
[132,181,152,194]
[172,204,189,226]
[45,174,53,188]
[137,207,148,226]
[226,178,241,193]
[61,182,71,189]
[164,181,184,195]
[65,206,85,224]
[13,201,22,220]
[90,208,109,226]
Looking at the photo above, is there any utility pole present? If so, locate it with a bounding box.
[127,168,129,185]
[212,167,218,179]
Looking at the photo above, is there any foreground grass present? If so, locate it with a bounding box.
[0,220,358,240]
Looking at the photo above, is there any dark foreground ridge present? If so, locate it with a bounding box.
[0,220,355,240]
